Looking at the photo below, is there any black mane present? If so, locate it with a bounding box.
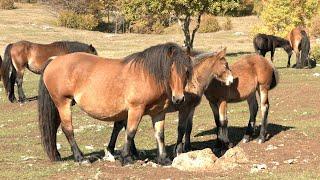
[123,42,192,86]
[52,41,97,54]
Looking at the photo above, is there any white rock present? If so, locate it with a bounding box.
[313,73,320,77]
[57,143,62,150]
[266,145,278,151]
[85,145,94,150]
[284,159,297,164]
[172,148,217,171]
[250,163,267,173]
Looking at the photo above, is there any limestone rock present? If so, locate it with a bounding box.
[172,148,218,171]
[214,147,249,170]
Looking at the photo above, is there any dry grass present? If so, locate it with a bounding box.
[0,3,320,179]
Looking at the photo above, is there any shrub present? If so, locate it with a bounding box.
[310,45,320,63]
[0,0,15,9]
[310,16,320,37]
[222,17,232,31]
[199,16,220,33]
[57,11,99,31]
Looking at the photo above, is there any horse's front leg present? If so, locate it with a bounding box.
[180,107,195,153]
[152,113,171,165]
[216,100,232,149]
[287,53,292,68]
[257,86,269,144]
[107,121,139,158]
[243,93,258,143]
[120,106,144,165]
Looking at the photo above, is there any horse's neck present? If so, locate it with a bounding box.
[186,61,215,96]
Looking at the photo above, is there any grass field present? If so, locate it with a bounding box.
[0,3,320,179]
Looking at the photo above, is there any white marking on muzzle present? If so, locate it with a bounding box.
[225,74,234,86]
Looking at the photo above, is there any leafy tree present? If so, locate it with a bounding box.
[121,0,239,48]
[259,0,320,37]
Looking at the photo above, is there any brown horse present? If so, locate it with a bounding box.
[180,54,278,150]
[38,43,193,165]
[106,48,234,158]
[1,40,97,103]
[287,27,310,68]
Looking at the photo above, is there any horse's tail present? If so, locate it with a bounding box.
[38,58,61,161]
[300,30,310,66]
[1,44,16,100]
[270,63,279,90]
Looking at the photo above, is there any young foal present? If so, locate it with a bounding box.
[38,43,192,165]
[185,54,279,150]
[253,33,293,66]
[287,27,311,68]
[106,49,234,157]
[1,40,97,103]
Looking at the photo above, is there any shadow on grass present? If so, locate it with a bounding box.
[226,51,253,57]
[60,123,294,163]
[26,96,38,102]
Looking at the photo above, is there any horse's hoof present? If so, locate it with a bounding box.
[8,96,17,103]
[157,156,172,166]
[183,144,192,152]
[286,64,291,68]
[227,142,234,148]
[257,137,265,144]
[242,135,251,143]
[173,143,184,157]
[120,155,134,166]
[103,149,116,162]
[79,159,91,166]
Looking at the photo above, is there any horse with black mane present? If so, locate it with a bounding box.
[105,48,234,158]
[287,27,311,68]
[38,42,193,165]
[1,40,97,103]
[253,33,293,67]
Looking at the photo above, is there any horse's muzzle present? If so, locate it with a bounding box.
[225,74,234,86]
[172,95,185,105]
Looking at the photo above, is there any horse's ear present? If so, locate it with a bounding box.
[167,46,176,58]
[186,46,191,56]
[216,47,227,59]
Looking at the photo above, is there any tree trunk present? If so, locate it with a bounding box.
[178,13,203,49]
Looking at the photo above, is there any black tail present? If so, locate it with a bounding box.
[270,65,279,90]
[1,44,16,102]
[38,60,61,161]
[300,30,310,67]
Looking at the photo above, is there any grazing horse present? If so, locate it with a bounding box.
[253,33,293,66]
[1,40,98,103]
[106,49,234,157]
[180,54,278,150]
[287,27,311,68]
[38,43,193,165]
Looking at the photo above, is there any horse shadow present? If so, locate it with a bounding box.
[61,123,293,163]
[226,51,253,57]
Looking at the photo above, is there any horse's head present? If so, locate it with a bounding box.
[87,44,98,55]
[283,42,293,56]
[168,47,192,105]
[210,48,233,86]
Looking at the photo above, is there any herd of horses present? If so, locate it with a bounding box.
[0,26,311,165]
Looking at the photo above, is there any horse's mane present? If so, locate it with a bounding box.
[52,41,92,53]
[192,52,216,66]
[123,42,192,86]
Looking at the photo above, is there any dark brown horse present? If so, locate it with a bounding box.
[287,27,310,68]
[106,49,234,158]
[38,43,193,165]
[1,40,97,103]
[182,54,279,150]
[253,33,293,66]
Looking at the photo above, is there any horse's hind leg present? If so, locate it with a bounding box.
[243,93,258,143]
[15,69,27,103]
[287,53,292,68]
[257,86,269,144]
[183,107,195,153]
[8,68,17,102]
[57,99,85,162]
